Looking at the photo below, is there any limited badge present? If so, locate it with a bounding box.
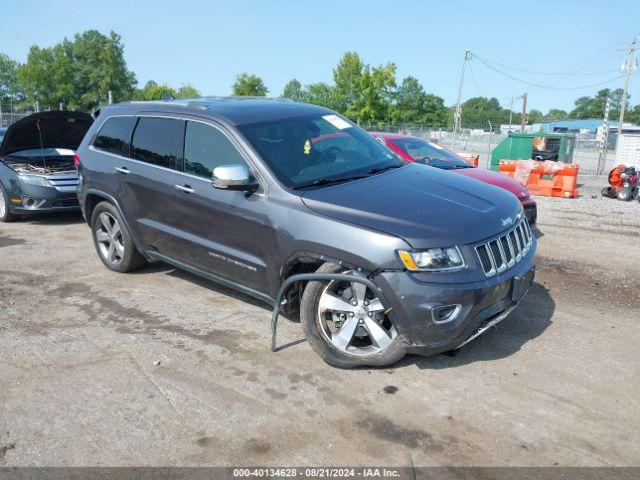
[304,139,311,155]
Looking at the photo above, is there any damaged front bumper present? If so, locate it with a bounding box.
[374,249,535,355]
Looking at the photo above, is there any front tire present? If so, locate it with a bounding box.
[300,263,406,368]
[0,183,18,222]
[91,201,146,273]
[617,187,632,201]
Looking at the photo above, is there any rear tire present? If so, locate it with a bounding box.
[300,263,406,368]
[0,183,18,222]
[91,201,146,273]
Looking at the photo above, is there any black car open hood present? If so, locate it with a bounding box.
[301,164,523,248]
[0,111,93,156]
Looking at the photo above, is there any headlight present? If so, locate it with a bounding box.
[398,246,465,271]
[18,174,51,187]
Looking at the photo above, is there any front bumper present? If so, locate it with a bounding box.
[8,182,80,215]
[375,247,535,355]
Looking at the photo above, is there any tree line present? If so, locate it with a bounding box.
[2,30,639,129]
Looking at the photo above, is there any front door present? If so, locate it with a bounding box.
[163,119,275,294]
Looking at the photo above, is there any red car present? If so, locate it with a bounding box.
[370,132,537,225]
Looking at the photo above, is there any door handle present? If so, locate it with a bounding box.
[115,167,130,174]
[175,184,195,194]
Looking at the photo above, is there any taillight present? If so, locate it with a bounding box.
[74,153,80,169]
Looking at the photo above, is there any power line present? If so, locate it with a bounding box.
[487,39,628,105]
[472,53,619,76]
[472,54,626,91]
[468,62,483,97]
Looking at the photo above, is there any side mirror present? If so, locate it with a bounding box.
[212,164,258,191]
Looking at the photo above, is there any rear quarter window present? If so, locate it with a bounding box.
[92,116,137,156]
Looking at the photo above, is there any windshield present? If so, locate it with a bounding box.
[238,114,404,188]
[391,138,471,169]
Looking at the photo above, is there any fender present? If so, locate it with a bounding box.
[84,188,152,261]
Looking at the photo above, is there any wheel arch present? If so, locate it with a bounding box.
[84,188,148,257]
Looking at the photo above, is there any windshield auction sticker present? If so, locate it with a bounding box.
[322,114,351,130]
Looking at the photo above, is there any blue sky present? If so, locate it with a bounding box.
[3,0,639,113]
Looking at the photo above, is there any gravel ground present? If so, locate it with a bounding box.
[0,175,639,467]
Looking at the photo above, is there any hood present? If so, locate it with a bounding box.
[0,111,93,157]
[453,167,529,199]
[300,164,523,248]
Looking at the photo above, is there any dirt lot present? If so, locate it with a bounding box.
[1,175,639,467]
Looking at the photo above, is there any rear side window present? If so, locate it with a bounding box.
[183,121,247,179]
[93,116,136,156]
[131,117,182,169]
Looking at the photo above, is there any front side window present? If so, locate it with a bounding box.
[93,116,137,156]
[390,138,471,169]
[131,117,182,169]
[238,114,403,188]
[182,121,247,179]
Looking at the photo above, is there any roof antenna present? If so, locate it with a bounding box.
[162,92,175,101]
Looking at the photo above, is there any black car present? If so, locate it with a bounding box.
[77,98,535,368]
[0,111,93,222]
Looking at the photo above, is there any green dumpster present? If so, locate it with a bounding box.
[490,132,576,171]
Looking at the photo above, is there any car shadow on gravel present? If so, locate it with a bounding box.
[404,281,555,370]
[18,211,84,225]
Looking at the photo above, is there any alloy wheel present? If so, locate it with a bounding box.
[95,212,125,266]
[0,191,6,218]
[317,276,397,356]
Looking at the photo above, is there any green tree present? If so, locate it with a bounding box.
[134,81,178,100]
[17,44,74,109]
[302,82,339,110]
[0,53,21,102]
[281,79,304,102]
[70,30,136,109]
[352,62,397,125]
[177,84,200,98]
[396,76,425,123]
[333,51,365,114]
[232,73,268,96]
[570,88,627,119]
[545,109,568,121]
[460,97,504,128]
[527,109,544,124]
[17,30,136,111]
[625,104,640,125]
[396,76,449,125]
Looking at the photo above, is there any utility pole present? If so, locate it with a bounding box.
[520,93,528,132]
[509,97,514,130]
[618,37,637,130]
[597,97,611,175]
[108,90,113,105]
[453,49,471,149]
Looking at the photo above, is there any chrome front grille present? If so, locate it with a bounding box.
[475,219,532,277]
[46,173,78,193]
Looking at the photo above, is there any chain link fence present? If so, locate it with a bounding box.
[0,103,38,128]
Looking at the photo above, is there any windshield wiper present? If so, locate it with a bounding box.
[367,164,403,174]
[291,174,370,190]
[450,164,473,169]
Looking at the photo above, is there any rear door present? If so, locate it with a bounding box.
[120,116,184,252]
[163,119,275,293]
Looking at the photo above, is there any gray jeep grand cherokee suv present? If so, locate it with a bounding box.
[77,98,535,368]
